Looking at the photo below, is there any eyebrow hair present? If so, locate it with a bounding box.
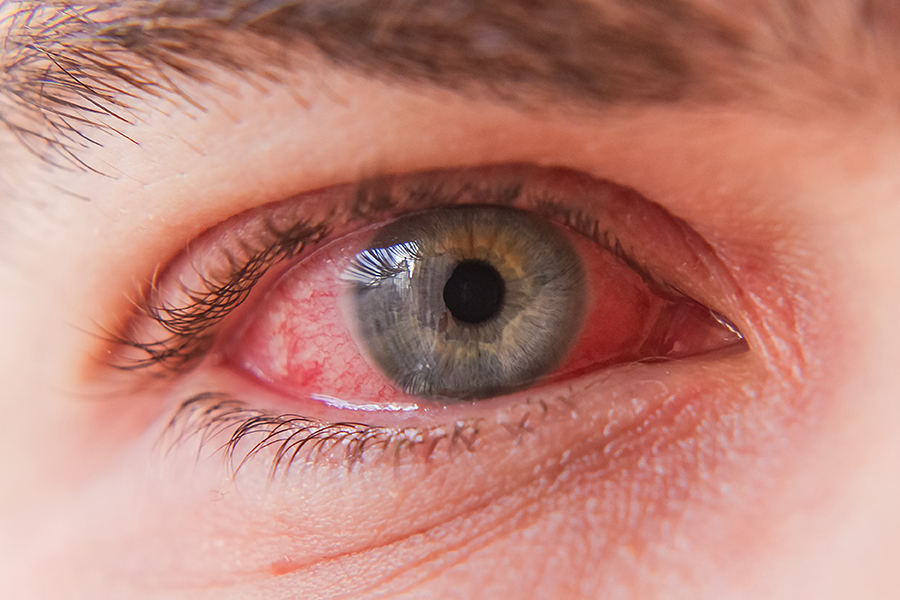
[0,0,892,169]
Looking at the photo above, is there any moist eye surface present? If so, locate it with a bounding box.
[343,205,587,400]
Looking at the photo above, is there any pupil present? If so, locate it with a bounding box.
[442,260,506,324]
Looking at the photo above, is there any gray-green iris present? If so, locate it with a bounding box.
[343,206,586,400]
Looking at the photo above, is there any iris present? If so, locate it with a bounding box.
[343,206,586,400]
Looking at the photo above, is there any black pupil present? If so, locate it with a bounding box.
[443,260,506,324]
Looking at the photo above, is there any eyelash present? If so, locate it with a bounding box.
[162,392,494,478]
[114,218,329,372]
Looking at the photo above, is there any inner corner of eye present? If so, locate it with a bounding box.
[222,197,745,409]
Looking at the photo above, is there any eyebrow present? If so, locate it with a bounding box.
[0,0,886,168]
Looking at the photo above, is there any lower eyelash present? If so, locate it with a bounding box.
[530,195,684,298]
[161,393,487,477]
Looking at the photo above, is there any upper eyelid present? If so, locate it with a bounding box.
[106,166,723,378]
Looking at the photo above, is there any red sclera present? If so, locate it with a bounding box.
[225,231,404,404]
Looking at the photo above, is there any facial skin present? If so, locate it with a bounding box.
[2,0,900,598]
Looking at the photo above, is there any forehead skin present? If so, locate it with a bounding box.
[1,1,900,599]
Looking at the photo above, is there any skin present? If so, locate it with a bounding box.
[2,1,900,599]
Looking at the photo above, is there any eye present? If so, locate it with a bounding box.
[112,164,745,427]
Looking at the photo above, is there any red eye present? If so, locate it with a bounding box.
[220,204,742,409]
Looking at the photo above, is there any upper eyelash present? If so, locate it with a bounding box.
[110,178,503,373]
[530,194,685,298]
[111,217,329,372]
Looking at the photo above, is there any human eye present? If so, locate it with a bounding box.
[25,67,811,600]
[110,163,744,427]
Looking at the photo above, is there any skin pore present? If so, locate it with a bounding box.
[2,0,900,598]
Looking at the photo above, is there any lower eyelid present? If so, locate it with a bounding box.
[142,349,763,590]
[160,344,758,475]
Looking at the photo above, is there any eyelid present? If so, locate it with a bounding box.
[102,163,751,445]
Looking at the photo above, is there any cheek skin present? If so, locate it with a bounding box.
[25,355,773,600]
